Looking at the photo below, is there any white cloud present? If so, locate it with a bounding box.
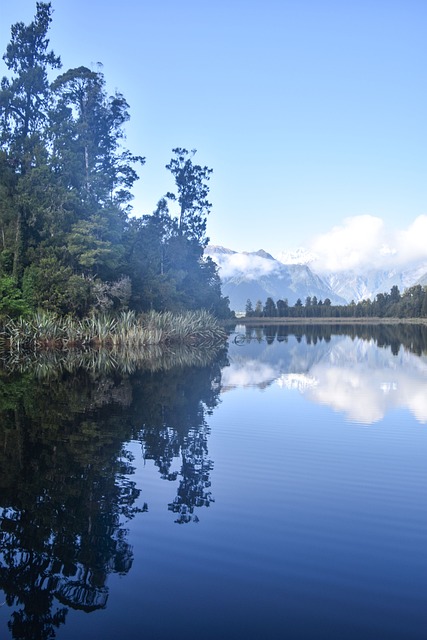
[395,215,427,265]
[210,252,280,280]
[209,214,427,278]
[221,359,278,388]
[309,214,427,273]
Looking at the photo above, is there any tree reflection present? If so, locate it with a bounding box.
[237,322,427,356]
[0,346,225,637]
[129,353,225,523]
[168,425,214,524]
[0,371,140,638]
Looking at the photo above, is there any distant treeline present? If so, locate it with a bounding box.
[245,284,427,319]
[0,4,231,320]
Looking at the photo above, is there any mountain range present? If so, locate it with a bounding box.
[205,245,427,312]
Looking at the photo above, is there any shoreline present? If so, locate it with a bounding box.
[230,316,427,325]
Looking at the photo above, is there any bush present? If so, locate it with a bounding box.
[0,276,31,319]
[22,258,92,316]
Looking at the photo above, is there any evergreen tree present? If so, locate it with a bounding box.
[165,148,212,247]
[263,297,277,317]
[276,298,288,317]
[0,2,61,279]
[245,299,254,317]
[50,66,144,280]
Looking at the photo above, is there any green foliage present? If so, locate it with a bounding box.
[245,298,254,317]
[0,275,31,318]
[263,297,277,317]
[165,148,212,246]
[0,4,229,321]
[0,2,61,152]
[66,215,124,278]
[276,298,289,317]
[2,309,226,353]
[22,256,92,315]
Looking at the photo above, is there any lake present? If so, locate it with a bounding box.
[0,324,426,639]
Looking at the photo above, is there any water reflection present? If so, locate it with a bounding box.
[1,342,225,377]
[0,347,225,638]
[1,326,425,637]
[227,324,427,424]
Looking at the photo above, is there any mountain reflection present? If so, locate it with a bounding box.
[226,324,427,424]
[0,347,225,638]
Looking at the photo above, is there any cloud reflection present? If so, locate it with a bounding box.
[224,334,427,424]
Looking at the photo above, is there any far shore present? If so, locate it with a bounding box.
[231,316,427,325]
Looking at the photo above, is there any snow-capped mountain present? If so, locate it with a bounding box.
[205,244,427,311]
[205,246,345,311]
[323,262,427,302]
[275,250,427,302]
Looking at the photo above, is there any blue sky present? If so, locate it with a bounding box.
[1,0,426,259]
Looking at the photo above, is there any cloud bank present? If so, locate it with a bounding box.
[208,214,427,280]
[207,251,280,280]
[310,214,427,273]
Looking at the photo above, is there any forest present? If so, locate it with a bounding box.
[0,3,231,321]
[245,284,427,319]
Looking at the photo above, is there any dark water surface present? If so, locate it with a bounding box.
[0,324,426,639]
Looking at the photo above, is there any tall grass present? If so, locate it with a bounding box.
[1,309,227,354]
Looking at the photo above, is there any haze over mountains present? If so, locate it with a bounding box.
[206,215,427,312]
[205,244,427,312]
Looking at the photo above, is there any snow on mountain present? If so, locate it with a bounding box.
[276,246,427,303]
[206,244,427,309]
[275,247,317,265]
[323,262,427,302]
[205,245,344,311]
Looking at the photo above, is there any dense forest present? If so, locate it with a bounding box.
[0,3,231,320]
[245,284,427,319]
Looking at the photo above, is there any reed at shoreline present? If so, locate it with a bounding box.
[0,309,227,352]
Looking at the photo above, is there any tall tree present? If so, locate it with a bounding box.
[0,2,60,160]
[276,298,288,317]
[47,66,144,281]
[165,148,212,247]
[263,297,277,317]
[245,299,254,317]
[50,66,143,210]
[0,2,61,279]
[125,200,181,311]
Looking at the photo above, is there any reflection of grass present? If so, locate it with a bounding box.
[1,342,225,378]
[1,309,226,351]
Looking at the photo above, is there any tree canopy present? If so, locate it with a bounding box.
[0,3,231,319]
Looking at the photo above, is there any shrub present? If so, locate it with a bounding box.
[0,276,31,319]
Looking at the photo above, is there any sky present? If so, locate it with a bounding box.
[1,0,427,267]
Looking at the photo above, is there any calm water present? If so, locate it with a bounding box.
[0,324,426,639]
